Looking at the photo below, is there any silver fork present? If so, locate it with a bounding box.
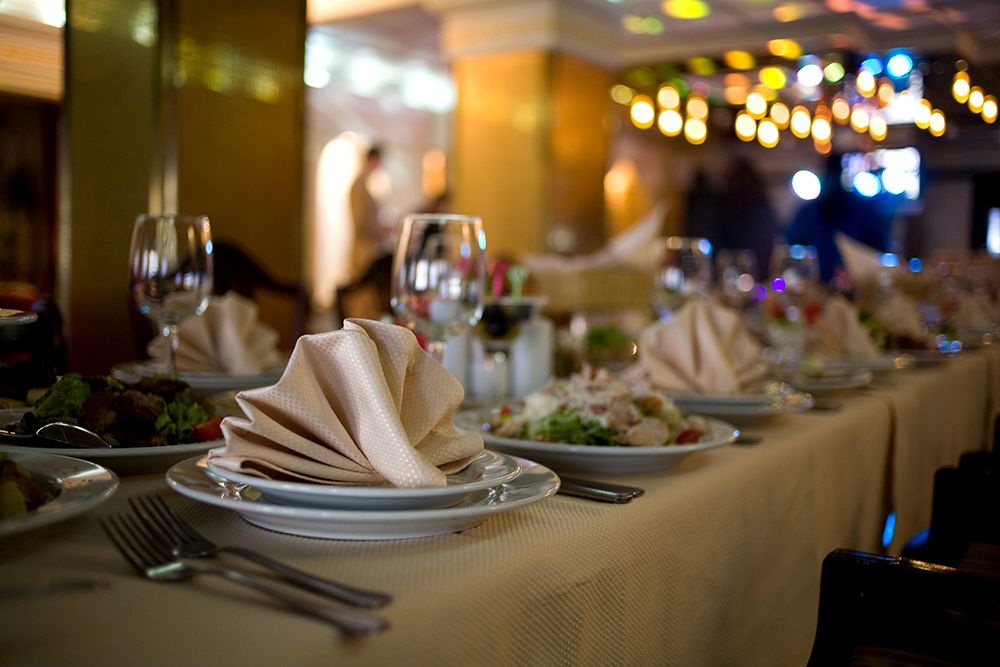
[128,495,391,609]
[100,514,389,635]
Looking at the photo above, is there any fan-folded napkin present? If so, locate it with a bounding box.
[876,292,925,340]
[208,318,483,487]
[148,291,282,374]
[835,233,882,285]
[807,296,879,357]
[621,300,767,395]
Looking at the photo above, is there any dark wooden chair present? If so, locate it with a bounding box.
[808,548,1000,666]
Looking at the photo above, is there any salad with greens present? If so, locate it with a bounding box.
[489,368,704,447]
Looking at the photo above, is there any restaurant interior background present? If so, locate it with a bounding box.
[1,0,999,373]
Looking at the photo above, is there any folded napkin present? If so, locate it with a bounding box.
[148,291,282,374]
[953,292,998,328]
[807,296,879,358]
[835,233,882,286]
[621,300,767,395]
[208,318,483,487]
[876,292,925,340]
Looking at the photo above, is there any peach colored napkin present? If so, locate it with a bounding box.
[807,296,880,358]
[148,292,281,374]
[621,299,767,395]
[835,233,882,285]
[876,292,925,341]
[208,318,483,487]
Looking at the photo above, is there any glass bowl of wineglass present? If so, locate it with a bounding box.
[391,214,488,363]
[129,214,214,374]
[651,236,713,319]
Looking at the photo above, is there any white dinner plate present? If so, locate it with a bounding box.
[781,369,874,395]
[666,392,814,426]
[0,309,37,327]
[1,407,220,475]
[166,455,559,540]
[808,354,913,373]
[111,361,283,393]
[0,452,118,538]
[206,449,522,510]
[455,412,737,474]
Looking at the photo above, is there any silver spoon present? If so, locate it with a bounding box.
[35,422,113,448]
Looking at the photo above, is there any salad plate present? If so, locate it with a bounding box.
[666,392,814,425]
[1,406,220,474]
[0,452,118,538]
[780,370,874,395]
[206,449,522,510]
[0,309,37,327]
[806,354,913,374]
[456,412,738,474]
[112,361,283,394]
[166,455,559,540]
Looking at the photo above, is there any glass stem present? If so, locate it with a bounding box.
[426,339,447,365]
[163,323,180,375]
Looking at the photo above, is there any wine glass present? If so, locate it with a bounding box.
[391,214,488,363]
[764,244,822,363]
[129,214,214,374]
[716,249,759,309]
[651,236,713,319]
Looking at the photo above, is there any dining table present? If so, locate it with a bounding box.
[2,346,998,667]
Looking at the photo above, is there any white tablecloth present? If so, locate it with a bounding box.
[1,350,995,666]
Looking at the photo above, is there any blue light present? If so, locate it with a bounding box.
[790,244,806,260]
[205,239,214,255]
[950,341,962,353]
[886,52,913,78]
[752,285,767,301]
[882,511,896,548]
[460,242,471,259]
[860,56,883,75]
[771,277,786,292]
[853,171,881,198]
[880,253,898,268]
[908,257,923,273]
[698,238,713,255]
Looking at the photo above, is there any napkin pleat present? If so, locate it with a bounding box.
[808,296,879,358]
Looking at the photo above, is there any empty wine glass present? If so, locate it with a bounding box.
[651,236,713,319]
[716,249,759,309]
[391,214,488,363]
[769,244,819,295]
[129,214,214,374]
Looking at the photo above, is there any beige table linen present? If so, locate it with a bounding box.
[623,299,767,395]
[147,291,282,374]
[209,319,482,487]
[807,296,879,358]
[2,349,997,667]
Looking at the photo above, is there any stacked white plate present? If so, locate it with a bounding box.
[111,361,284,394]
[165,450,559,541]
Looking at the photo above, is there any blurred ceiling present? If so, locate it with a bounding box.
[308,0,1000,65]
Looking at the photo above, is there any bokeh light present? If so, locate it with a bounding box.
[853,172,881,198]
[658,109,683,136]
[610,84,634,105]
[797,63,824,88]
[850,104,870,132]
[914,99,932,129]
[684,117,708,144]
[882,168,907,195]
[687,56,716,76]
[856,71,876,97]
[885,52,913,78]
[877,81,895,105]
[824,62,845,83]
[811,116,832,142]
[746,91,768,119]
[790,105,811,138]
[735,112,757,141]
[983,96,998,123]
[860,56,883,75]
[760,66,787,89]
[725,51,756,70]
[968,86,985,113]
[929,109,946,137]
[952,72,970,103]
[686,96,709,119]
[630,95,655,129]
[757,118,779,148]
[768,39,802,59]
[662,0,711,19]
[869,114,887,141]
[791,170,821,200]
[831,97,850,124]
[770,102,790,129]
[657,85,681,109]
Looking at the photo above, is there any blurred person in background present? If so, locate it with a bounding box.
[716,157,780,274]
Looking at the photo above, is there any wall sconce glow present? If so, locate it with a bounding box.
[657,85,680,109]
[860,56,883,75]
[757,119,779,148]
[790,105,811,138]
[928,109,946,137]
[735,112,757,141]
[746,91,767,119]
[869,114,887,141]
[791,170,821,200]
[824,62,845,83]
[725,51,755,70]
[850,105,870,132]
[914,99,932,129]
[831,97,850,124]
[611,84,635,105]
[760,67,786,90]
[770,102,790,129]
[811,117,832,142]
[983,96,998,124]
[686,96,709,120]
[853,172,881,198]
[662,0,711,20]
[658,109,684,136]
[968,87,985,113]
[885,52,913,79]
[877,82,895,105]
[952,72,970,103]
[856,71,876,97]
[768,39,802,59]
[797,64,824,88]
[684,117,708,144]
[630,96,656,129]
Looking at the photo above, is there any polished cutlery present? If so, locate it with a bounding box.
[557,476,644,503]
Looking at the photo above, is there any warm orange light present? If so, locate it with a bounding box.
[850,104,870,132]
[968,86,985,113]
[630,95,655,129]
[686,96,709,120]
[983,95,998,124]
[877,81,895,105]
[814,139,832,155]
[767,39,802,59]
[790,105,811,138]
[929,109,946,137]
[724,51,755,70]
[773,4,801,22]
[759,66,787,90]
[734,112,757,141]
[952,72,970,103]
[746,91,767,119]
[769,102,790,129]
[868,114,887,141]
[914,99,932,129]
[658,109,683,136]
[684,117,707,145]
[657,85,681,109]
[611,84,635,105]
[757,118,779,148]
[811,116,832,142]
[724,86,748,105]
[856,71,876,97]
[831,97,850,124]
